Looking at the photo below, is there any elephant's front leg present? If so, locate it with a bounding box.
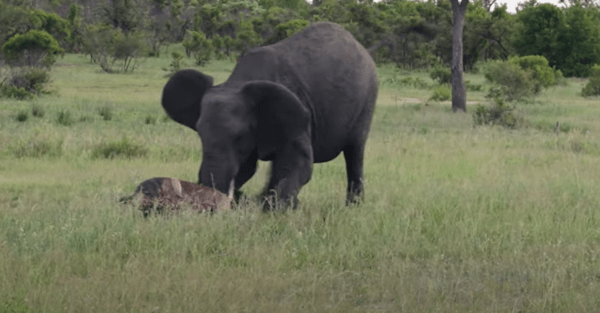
[234,150,259,202]
[262,139,313,210]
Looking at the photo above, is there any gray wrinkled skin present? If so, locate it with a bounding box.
[120,177,233,217]
[161,22,378,209]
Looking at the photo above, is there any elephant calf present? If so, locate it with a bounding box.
[120,177,234,216]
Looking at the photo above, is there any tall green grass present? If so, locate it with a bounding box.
[1,52,600,312]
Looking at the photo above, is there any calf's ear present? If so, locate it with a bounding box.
[161,69,213,130]
[170,178,183,198]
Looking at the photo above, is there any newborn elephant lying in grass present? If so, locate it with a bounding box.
[119,177,234,217]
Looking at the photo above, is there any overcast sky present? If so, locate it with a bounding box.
[495,0,563,12]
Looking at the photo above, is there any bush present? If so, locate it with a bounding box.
[56,109,74,126]
[0,58,50,99]
[482,61,535,101]
[429,85,451,101]
[581,65,600,97]
[15,110,29,122]
[1,30,64,68]
[236,20,262,56]
[162,51,185,78]
[112,31,147,73]
[0,85,32,100]
[473,97,519,129]
[483,56,560,102]
[81,25,147,73]
[91,137,148,159]
[429,66,451,85]
[509,55,556,92]
[182,31,213,67]
[266,19,310,45]
[7,67,51,94]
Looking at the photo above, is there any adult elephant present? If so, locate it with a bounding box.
[161,22,378,209]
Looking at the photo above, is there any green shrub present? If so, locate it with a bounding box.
[473,98,519,129]
[91,137,148,159]
[236,19,262,56]
[0,85,32,100]
[483,56,560,102]
[1,67,51,99]
[56,109,74,126]
[11,67,51,93]
[581,65,600,97]
[97,105,113,121]
[112,31,147,73]
[265,19,309,45]
[429,66,451,85]
[554,69,567,86]
[509,55,556,92]
[483,61,535,101]
[1,30,64,68]
[162,51,185,78]
[15,110,29,122]
[429,85,451,101]
[182,31,213,67]
[465,80,483,92]
[31,103,45,117]
[81,25,147,73]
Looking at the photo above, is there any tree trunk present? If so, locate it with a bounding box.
[451,0,469,112]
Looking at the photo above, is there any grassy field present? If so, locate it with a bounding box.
[1,50,600,312]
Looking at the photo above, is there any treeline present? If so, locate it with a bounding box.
[1,0,600,78]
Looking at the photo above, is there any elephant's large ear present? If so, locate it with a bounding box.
[161,69,214,130]
[241,81,310,158]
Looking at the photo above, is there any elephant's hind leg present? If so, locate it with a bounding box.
[343,143,365,205]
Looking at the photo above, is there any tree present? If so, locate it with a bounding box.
[515,3,600,77]
[101,0,147,34]
[451,0,469,112]
[558,4,600,76]
[264,18,309,44]
[482,0,497,11]
[514,4,564,69]
[558,0,600,8]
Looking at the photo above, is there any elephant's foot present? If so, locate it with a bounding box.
[345,179,364,206]
[261,191,299,212]
[345,192,363,206]
[233,189,245,203]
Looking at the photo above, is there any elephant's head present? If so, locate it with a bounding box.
[161,69,311,196]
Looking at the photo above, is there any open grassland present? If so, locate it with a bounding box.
[1,51,600,312]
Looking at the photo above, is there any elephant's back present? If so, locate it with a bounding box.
[229,22,378,162]
[275,22,378,162]
[231,22,376,86]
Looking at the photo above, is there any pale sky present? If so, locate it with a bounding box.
[496,0,564,13]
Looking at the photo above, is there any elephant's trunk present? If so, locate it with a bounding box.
[198,161,236,195]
